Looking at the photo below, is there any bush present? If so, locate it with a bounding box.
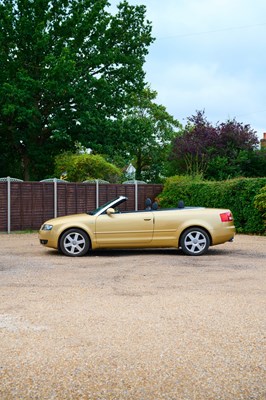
[254,185,266,219]
[158,176,266,234]
[54,153,121,182]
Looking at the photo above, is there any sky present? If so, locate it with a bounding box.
[111,0,266,140]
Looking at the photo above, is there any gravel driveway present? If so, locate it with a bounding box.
[0,233,265,400]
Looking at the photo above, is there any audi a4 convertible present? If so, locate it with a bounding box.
[39,196,235,257]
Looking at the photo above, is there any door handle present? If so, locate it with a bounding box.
[144,218,151,221]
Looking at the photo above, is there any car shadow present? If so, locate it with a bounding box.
[89,248,181,257]
[45,247,233,258]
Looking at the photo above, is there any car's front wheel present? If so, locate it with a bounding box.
[59,229,90,257]
[180,228,210,256]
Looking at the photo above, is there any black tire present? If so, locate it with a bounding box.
[59,229,90,257]
[180,228,210,256]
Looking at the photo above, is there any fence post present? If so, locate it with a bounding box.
[135,180,138,211]
[54,178,57,218]
[96,179,99,208]
[7,176,11,234]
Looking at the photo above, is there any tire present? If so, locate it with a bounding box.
[59,229,90,257]
[180,228,210,256]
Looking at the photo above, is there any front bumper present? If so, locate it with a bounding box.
[39,230,58,249]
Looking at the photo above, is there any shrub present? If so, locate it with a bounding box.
[54,153,121,182]
[254,185,266,219]
[158,176,266,234]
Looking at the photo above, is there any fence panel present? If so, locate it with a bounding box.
[0,182,7,231]
[0,181,163,232]
[10,182,23,231]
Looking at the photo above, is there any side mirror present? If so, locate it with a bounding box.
[106,207,115,216]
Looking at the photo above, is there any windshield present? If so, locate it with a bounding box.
[88,198,116,215]
[88,197,127,215]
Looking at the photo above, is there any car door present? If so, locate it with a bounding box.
[95,211,154,246]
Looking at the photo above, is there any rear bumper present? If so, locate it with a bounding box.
[211,225,235,245]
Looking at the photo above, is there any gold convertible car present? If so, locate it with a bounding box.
[39,196,235,257]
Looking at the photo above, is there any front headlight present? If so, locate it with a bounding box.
[41,224,53,231]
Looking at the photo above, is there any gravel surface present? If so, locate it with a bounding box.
[0,233,265,400]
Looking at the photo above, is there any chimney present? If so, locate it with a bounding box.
[261,133,266,148]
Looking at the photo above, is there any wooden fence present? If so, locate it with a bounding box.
[0,180,163,232]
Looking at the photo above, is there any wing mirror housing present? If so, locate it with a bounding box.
[107,207,115,216]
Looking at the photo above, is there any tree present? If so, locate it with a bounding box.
[115,87,180,182]
[0,0,153,180]
[206,119,260,180]
[54,152,121,182]
[238,148,266,178]
[169,111,219,177]
[169,110,261,180]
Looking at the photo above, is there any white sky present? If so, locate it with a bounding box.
[111,0,266,140]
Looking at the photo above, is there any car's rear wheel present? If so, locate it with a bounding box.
[180,228,210,256]
[59,229,90,257]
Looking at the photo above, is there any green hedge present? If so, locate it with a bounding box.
[158,176,266,234]
[254,185,266,219]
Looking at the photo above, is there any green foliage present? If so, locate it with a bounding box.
[168,110,262,180]
[254,186,266,219]
[116,87,180,182]
[54,153,121,183]
[0,0,154,180]
[159,176,266,234]
[206,149,266,181]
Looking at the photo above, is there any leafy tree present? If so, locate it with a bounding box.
[206,119,261,180]
[116,87,180,182]
[238,148,266,178]
[0,0,153,180]
[169,111,218,177]
[54,152,121,182]
[218,119,258,155]
[169,110,261,180]
[207,148,266,180]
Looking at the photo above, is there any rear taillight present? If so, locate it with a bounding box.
[220,211,233,222]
